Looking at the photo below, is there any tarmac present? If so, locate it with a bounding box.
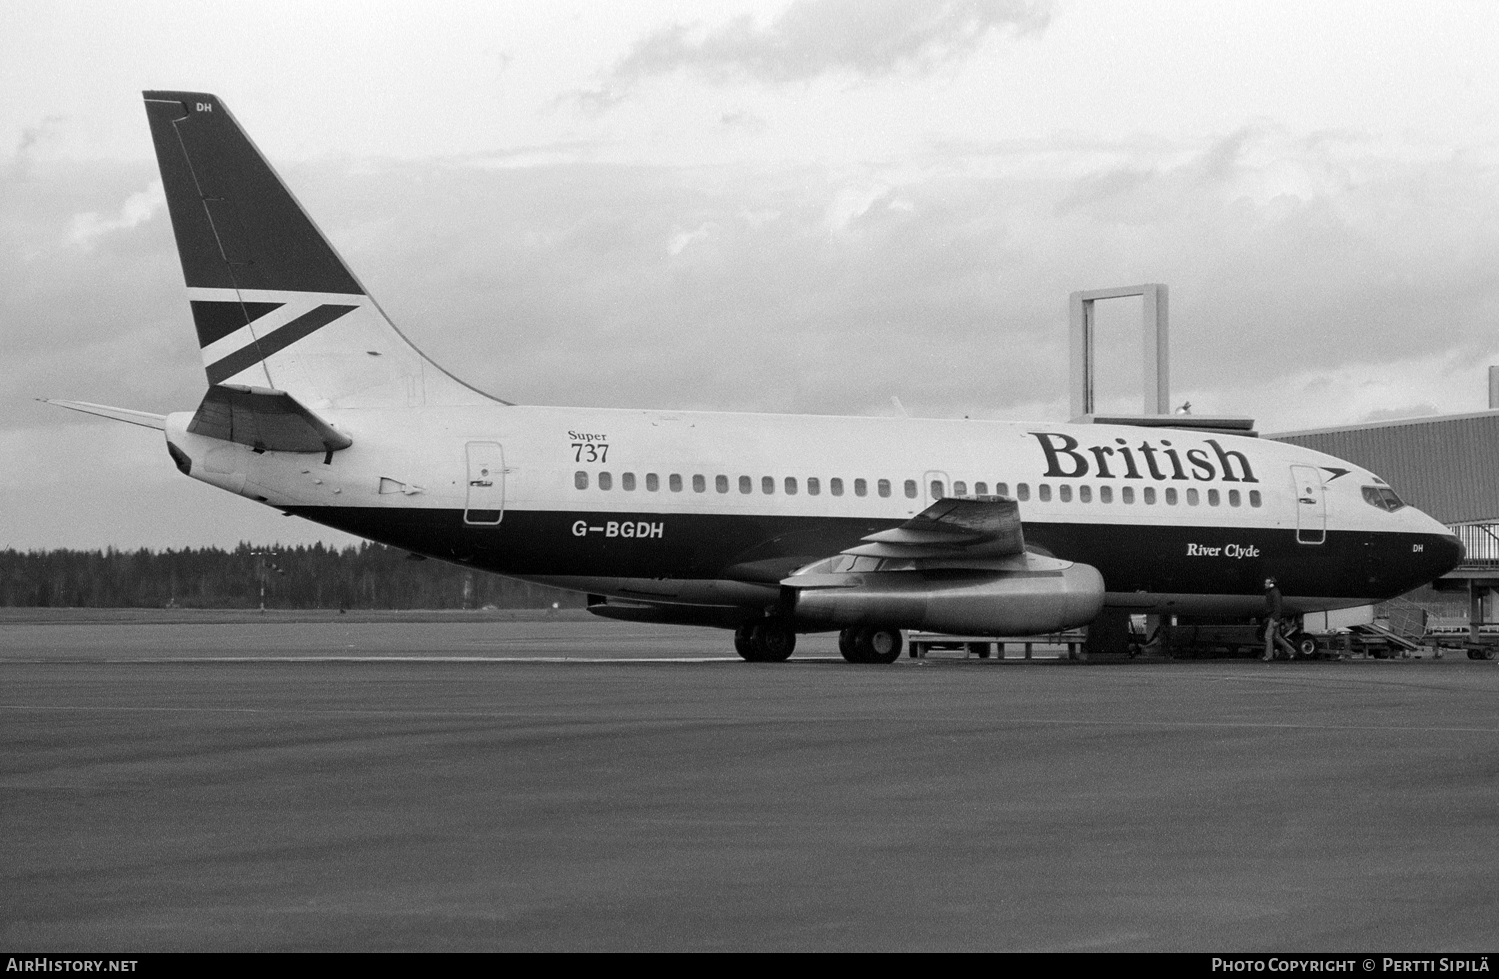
[3,609,1498,952]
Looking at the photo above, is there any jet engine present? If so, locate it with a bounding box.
[783,553,1105,636]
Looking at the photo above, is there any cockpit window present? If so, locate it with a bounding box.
[1362,485,1406,512]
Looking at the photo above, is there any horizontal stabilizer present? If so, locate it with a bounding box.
[188,383,352,453]
[40,399,167,430]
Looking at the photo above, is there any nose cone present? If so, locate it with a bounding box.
[1376,530,1463,600]
[1426,532,1466,580]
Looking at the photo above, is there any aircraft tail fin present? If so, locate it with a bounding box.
[142,91,498,408]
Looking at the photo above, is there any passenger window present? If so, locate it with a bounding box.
[785,477,798,495]
[1165,488,1178,505]
[1120,486,1132,504]
[974,482,988,495]
[954,481,967,496]
[1017,483,1029,501]
[855,479,867,497]
[1208,489,1219,506]
[808,477,820,496]
[716,475,729,494]
[599,472,613,491]
[1100,486,1112,504]
[996,482,1008,497]
[762,476,775,494]
[575,471,589,490]
[1080,486,1092,503]
[878,479,892,498]
[739,476,752,494]
[1228,489,1240,507]
[831,478,844,497]
[645,473,659,492]
[669,474,682,492]
[693,474,706,493]
[1186,488,1199,506]
[928,480,942,499]
[1059,485,1072,502]
[904,480,917,499]
[1249,490,1263,507]
[1039,484,1052,502]
[622,473,636,491]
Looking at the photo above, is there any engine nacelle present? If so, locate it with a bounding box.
[785,556,1105,636]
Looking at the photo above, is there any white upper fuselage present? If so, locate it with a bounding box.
[163,401,1459,615]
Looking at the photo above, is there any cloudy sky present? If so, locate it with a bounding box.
[5,0,1499,550]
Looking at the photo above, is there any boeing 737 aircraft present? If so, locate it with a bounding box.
[47,91,1464,663]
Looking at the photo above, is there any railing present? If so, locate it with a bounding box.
[1450,523,1499,568]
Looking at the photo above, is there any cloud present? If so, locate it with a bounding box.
[8,114,65,179]
[720,110,768,133]
[68,181,165,251]
[1362,404,1440,424]
[10,127,1499,546]
[576,0,1053,110]
[667,222,714,256]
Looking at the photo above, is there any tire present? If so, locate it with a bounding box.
[1297,637,1318,657]
[753,621,796,662]
[859,627,903,665]
[734,623,762,662]
[839,627,864,663]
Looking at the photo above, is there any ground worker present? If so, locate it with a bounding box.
[1263,577,1298,661]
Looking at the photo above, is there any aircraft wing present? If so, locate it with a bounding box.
[842,495,1025,561]
[188,383,352,453]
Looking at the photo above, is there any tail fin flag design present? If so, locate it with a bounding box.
[143,91,497,409]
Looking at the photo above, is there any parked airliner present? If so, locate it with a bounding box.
[46,91,1464,663]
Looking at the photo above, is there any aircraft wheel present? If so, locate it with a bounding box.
[734,623,762,662]
[858,627,903,665]
[839,628,865,664]
[1483,647,1497,662]
[753,621,796,662]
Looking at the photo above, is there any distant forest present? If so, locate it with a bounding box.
[0,543,582,609]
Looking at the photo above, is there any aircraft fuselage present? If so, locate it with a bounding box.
[163,403,1464,620]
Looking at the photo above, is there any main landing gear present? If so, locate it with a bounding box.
[734,620,797,662]
[838,626,903,664]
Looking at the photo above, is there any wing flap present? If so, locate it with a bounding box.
[862,495,1026,560]
[187,383,352,453]
[785,496,1030,581]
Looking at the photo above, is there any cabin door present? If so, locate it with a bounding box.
[1291,464,1325,545]
[465,441,505,526]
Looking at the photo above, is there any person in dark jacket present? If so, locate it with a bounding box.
[1263,577,1297,661]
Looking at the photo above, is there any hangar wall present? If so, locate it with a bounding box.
[1272,411,1499,525]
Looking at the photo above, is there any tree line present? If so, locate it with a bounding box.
[0,543,583,609]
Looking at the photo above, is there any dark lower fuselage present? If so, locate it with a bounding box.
[285,504,1463,613]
